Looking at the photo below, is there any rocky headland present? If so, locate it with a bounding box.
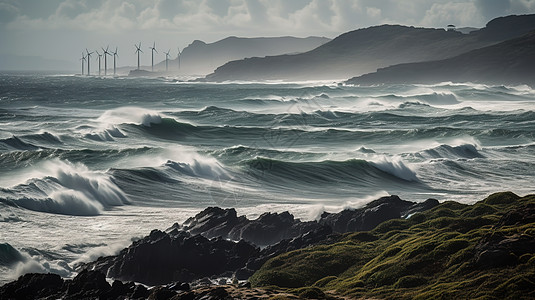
[2,192,535,299]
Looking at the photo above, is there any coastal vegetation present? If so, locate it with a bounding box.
[250,192,535,299]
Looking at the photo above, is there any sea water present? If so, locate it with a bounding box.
[1,72,534,285]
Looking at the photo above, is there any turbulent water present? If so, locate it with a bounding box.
[1,72,534,285]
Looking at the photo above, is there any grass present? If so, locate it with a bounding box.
[249,192,535,299]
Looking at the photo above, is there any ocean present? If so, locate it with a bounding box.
[1,72,534,285]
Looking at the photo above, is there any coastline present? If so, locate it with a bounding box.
[2,191,534,299]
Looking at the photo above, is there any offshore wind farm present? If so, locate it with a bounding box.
[78,42,182,77]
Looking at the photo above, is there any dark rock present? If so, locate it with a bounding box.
[168,282,191,291]
[402,198,440,218]
[195,286,231,300]
[90,229,259,286]
[475,232,535,268]
[475,249,517,268]
[64,269,111,299]
[148,286,177,300]
[79,195,436,286]
[0,273,64,299]
[131,284,150,299]
[102,280,136,300]
[498,203,535,226]
[183,207,247,239]
[319,195,418,232]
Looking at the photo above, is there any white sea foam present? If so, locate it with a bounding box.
[371,157,419,182]
[4,159,129,216]
[97,107,163,127]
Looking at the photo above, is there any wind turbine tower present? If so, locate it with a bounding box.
[150,42,157,72]
[103,46,111,76]
[96,50,102,76]
[112,47,118,76]
[177,47,182,71]
[164,49,170,72]
[86,49,93,76]
[135,43,143,70]
[80,52,86,75]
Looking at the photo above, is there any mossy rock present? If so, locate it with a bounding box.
[394,275,428,288]
[483,191,520,205]
[313,276,337,288]
[346,231,377,242]
[373,219,411,233]
[461,203,498,218]
[291,287,326,299]
[434,238,470,255]
[249,192,535,300]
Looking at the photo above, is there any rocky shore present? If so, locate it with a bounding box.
[2,192,534,299]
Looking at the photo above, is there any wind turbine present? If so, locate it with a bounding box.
[96,50,102,76]
[149,42,157,72]
[86,49,93,76]
[164,49,170,72]
[112,47,118,76]
[177,47,182,70]
[80,52,86,75]
[102,46,111,76]
[135,43,143,70]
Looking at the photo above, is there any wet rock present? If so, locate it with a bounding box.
[96,230,259,286]
[319,195,422,232]
[0,273,63,299]
[64,269,111,299]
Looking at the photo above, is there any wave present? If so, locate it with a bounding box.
[0,147,154,172]
[0,159,129,216]
[97,107,163,127]
[83,126,127,142]
[0,136,40,151]
[0,243,24,267]
[420,143,484,159]
[244,157,420,185]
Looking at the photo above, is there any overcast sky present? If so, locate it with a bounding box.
[1,0,534,68]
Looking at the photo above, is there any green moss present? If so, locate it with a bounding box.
[394,275,428,288]
[483,191,520,205]
[291,287,326,299]
[250,193,535,299]
[461,203,498,218]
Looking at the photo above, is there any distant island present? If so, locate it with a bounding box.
[204,14,535,84]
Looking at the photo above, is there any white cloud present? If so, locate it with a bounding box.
[421,1,482,27]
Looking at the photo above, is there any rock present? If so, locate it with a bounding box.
[168,282,191,291]
[79,195,437,286]
[64,269,111,299]
[182,207,247,239]
[0,273,64,299]
[148,286,177,300]
[319,195,420,232]
[195,286,232,300]
[92,230,259,286]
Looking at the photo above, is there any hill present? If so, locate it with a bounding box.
[346,31,535,87]
[204,14,535,81]
[154,36,330,75]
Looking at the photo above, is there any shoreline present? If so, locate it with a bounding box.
[2,191,534,299]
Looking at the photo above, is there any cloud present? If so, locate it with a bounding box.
[0,1,19,24]
[4,0,535,35]
[421,1,482,27]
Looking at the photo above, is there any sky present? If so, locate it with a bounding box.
[1,0,534,69]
